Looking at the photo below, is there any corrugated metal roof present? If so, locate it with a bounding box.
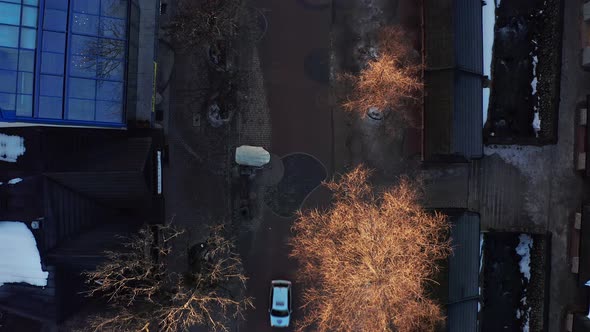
[423,0,483,161]
[452,72,483,159]
[447,212,480,332]
[454,0,483,73]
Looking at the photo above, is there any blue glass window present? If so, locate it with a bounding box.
[38,96,62,118]
[45,0,67,10]
[17,72,33,94]
[18,49,34,71]
[41,52,64,74]
[97,80,122,101]
[69,77,95,99]
[70,55,96,77]
[0,48,18,70]
[16,94,32,116]
[40,75,63,96]
[67,98,95,120]
[0,93,16,111]
[73,13,99,35]
[2,0,21,3]
[100,38,125,59]
[98,59,123,80]
[20,27,36,49]
[42,31,65,53]
[73,0,99,14]
[0,25,19,47]
[22,6,38,27]
[0,70,17,93]
[71,34,97,55]
[24,0,39,5]
[0,3,21,26]
[99,17,125,38]
[101,0,127,19]
[96,100,122,122]
[43,9,67,31]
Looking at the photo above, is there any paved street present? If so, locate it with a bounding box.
[238,0,332,331]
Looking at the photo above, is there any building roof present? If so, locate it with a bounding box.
[423,0,483,161]
[447,212,480,332]
[0,126,164,324]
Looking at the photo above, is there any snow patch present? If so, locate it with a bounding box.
[0,221,48,287]
[7,178,22,185]
[532,112,541,137]
[0,133,26,163]
[516,234,533,281]
[482,1,495,127]
[531,77,537,95]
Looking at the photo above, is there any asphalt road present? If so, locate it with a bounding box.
[238,0,332,331]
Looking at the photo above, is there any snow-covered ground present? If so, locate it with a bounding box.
[0,221,48,287]
[0,133,26,163]
[482,1,497,126]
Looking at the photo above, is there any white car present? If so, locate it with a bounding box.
[269,280,292,328]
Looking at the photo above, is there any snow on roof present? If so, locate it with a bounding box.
[482,2,496,127]
[235,145,270,167]
[7,178,22,185]
[515,234,533,282]
[0,133,26,163]
[0,221,48,287]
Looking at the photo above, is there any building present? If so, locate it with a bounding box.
[0,0,142,127]
[0,0,163,327]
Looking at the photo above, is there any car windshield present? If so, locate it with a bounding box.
[271,309,289,317]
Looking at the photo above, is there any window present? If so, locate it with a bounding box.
[73,0,99,15]
[43,9,67,31]
[72,13,99,35]
[17,72,33,94]
[101,0,127,19]
[69,78,96,99]
[42,31,65,53]
[70,55,96,77]
[41,52,64,74]
[20,28,36,49]
[0,25,19,48]
[45,0,67,10]
[16,94,32,116]
[18,50,34,71]
[0,48,18,70]
[40,75,63,97]
[96,100,122,122]
[0,93,15,111]
[38,96,62,118]
[67,98,95,120]
[0,70,17,93]
[22,6,38,27]
[0,3,21,25]
[97,81,122,101]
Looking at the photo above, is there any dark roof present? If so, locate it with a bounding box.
[580,205,590,287]
[454,0,483,73]
[452,72,483,159]
[574,314,590,332]
[423,0,483,161]
[447,212,480,332]
[0,127,164,325]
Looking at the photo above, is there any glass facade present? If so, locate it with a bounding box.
[0,0,131,126]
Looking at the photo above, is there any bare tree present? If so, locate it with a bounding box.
[166,0,241,49]
[342,26,423,118]
[84,224,253,332]
[290,166,452,332]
